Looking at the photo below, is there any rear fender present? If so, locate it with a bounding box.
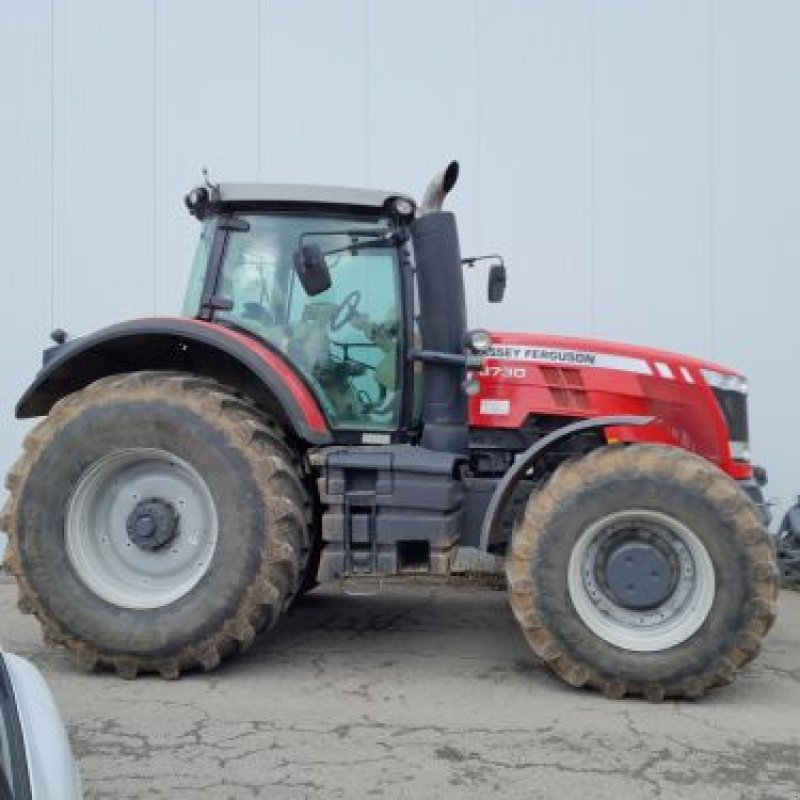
[479,415,654,550]
[16,318,331,445]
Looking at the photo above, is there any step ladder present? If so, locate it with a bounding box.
[342,490,379,575]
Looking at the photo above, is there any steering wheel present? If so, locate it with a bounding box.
[330,290,362,331]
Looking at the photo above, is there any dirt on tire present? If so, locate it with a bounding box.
[1,371,312,679]
[506,444,778,700]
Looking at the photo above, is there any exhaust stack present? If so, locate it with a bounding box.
[411,161,469,454]
[418,161,460,216]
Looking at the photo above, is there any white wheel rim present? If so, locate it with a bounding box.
[66,448,218,609]
[567,509,715,651]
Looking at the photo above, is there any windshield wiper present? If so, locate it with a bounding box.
[299,228,407,258]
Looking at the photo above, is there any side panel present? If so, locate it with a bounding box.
[16,318,330,444]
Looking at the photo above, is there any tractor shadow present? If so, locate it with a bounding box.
[209,585,800,707]
[213,581,569,691]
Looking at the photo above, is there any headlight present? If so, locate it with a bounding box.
[466,329,492,353]
[701,368,748,394]
[184,186,209,215]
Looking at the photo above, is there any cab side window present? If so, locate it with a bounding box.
[287,250,400,430]
[214,214,402,432]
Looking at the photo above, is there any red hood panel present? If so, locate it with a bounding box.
[469,331,745,478]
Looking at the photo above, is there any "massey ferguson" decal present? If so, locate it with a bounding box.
[486,344,652,375]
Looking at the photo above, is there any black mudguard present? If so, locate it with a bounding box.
[16,317,332,445]
[479,415,655,551]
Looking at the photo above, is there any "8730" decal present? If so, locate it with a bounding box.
[481,365,527,379]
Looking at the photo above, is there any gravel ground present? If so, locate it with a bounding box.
[1,576,799,799]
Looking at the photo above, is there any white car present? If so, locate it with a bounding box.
[0,651,81,799]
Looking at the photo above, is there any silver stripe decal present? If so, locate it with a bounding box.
[655,362,674,379]
[486,344,653,375]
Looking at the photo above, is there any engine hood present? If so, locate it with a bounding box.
[470,330,749,478]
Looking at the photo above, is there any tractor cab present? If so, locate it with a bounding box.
[182,192,408,432]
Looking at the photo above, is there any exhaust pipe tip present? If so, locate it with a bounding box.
[419,160,460,216]
[441,160,459,195]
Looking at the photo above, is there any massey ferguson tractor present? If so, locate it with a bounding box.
[1,162,778,700]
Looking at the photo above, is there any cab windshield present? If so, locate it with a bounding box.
[205,214,401,431]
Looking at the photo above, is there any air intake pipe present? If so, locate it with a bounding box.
[410,161,469,454]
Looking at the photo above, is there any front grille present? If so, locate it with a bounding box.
[711,387,749,443]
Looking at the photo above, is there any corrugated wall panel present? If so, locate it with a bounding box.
[710,0,800,517]
[52,0,156,332]
[474,0,594,334]
[590,0,712,355]
[155,0,261,313]
[261,0,369,185]
[0,0,798,535]
[0,0,53,468]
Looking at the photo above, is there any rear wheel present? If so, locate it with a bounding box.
[1,371,312,678]
[507,445,778,700]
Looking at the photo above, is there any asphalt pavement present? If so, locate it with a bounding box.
[1,575,798,799]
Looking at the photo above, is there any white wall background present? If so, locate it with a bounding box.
[1,1,799,534]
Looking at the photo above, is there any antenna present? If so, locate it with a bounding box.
[202,166,219,191]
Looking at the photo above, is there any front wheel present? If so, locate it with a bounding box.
[507,445,778,700]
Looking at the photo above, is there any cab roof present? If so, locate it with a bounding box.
[193,181,415,218]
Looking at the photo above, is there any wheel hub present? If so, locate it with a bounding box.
[568,509,715,651]
[126,498,178,550]
[602,540,677,610]
[66,448,218,609]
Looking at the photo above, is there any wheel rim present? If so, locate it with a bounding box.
[567,509,715,651]
[66,448,218,609]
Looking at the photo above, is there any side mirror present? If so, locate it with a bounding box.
[488,263,506,303]
[293,244,332,296]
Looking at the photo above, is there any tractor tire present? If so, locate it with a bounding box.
[506,444,778,700]
[1,371,312,679]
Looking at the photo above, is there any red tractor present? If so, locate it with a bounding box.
[1,162,777,700]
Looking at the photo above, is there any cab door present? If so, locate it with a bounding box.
[286,246,401,431]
